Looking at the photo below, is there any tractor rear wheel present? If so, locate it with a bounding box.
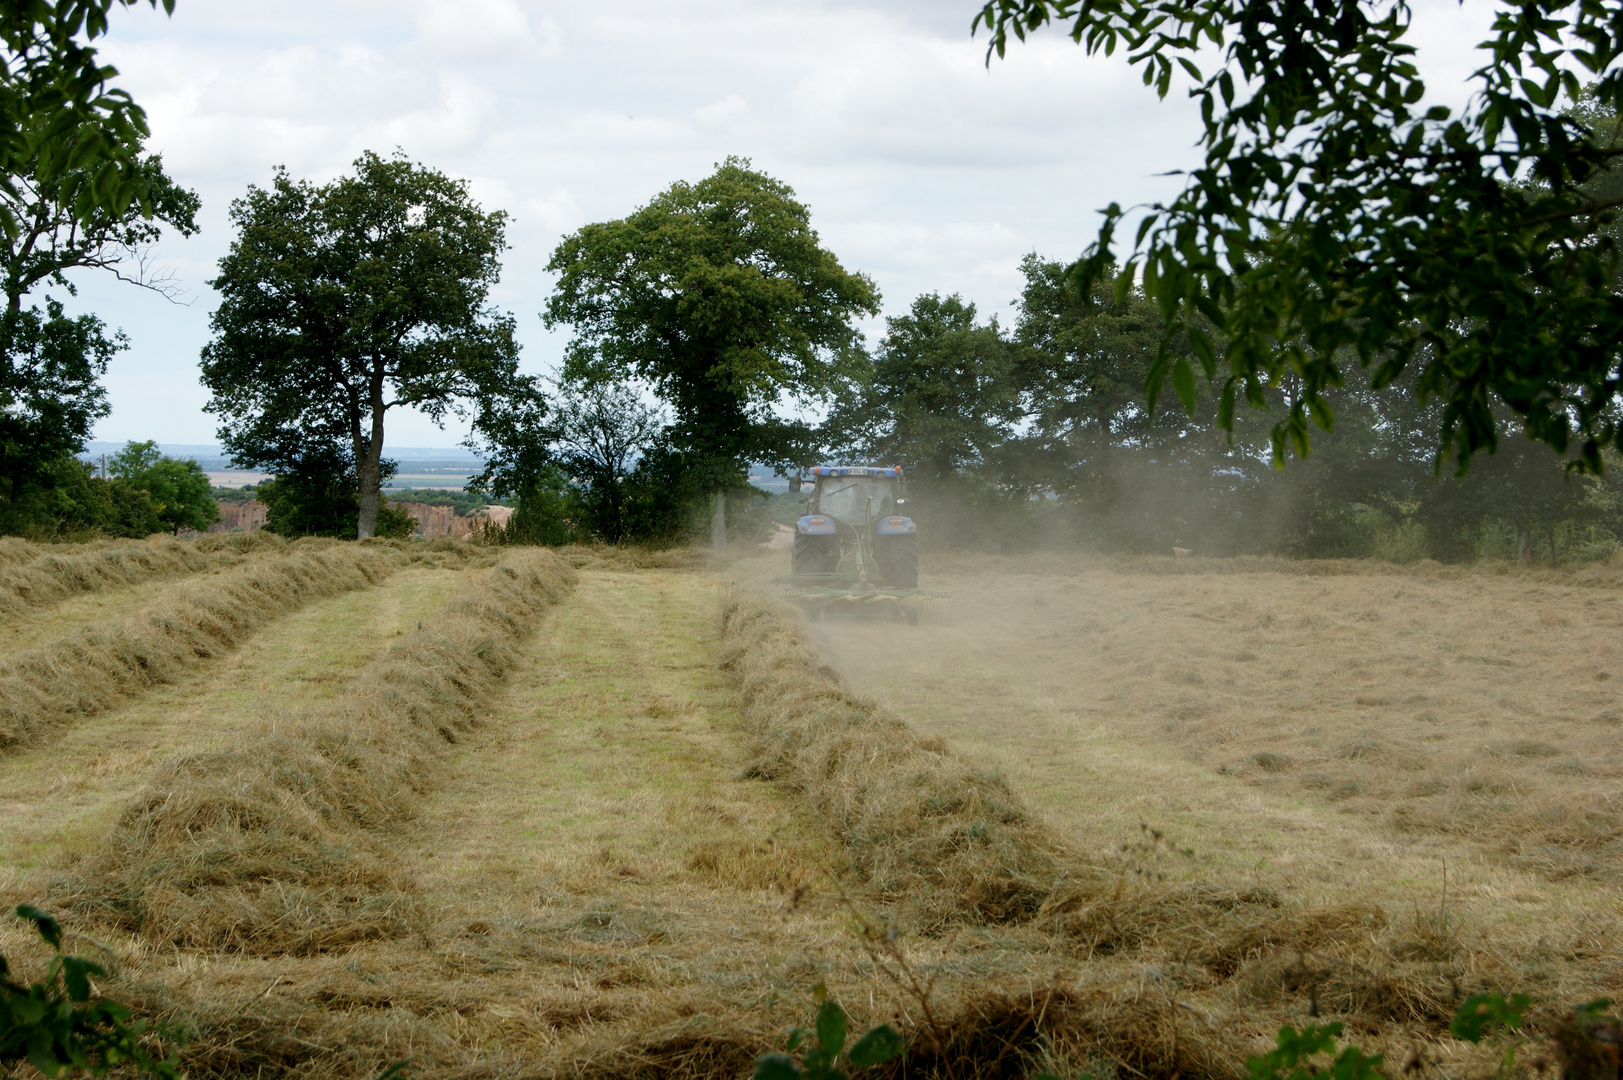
[886,534,918,588]
[792,534,828,576]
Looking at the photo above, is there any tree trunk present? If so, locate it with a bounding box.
[711,488,726,549]
[1516,525,1531,567]
[355,384,387,539]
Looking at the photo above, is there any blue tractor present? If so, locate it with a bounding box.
[780,465,932,622]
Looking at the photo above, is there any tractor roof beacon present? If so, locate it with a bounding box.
[774,465,943,624]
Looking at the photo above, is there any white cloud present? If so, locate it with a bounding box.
[694,93,748,130]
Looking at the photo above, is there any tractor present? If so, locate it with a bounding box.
[777,465,938,623]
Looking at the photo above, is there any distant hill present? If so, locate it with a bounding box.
[81,443,486,476]
[79,443,794,493]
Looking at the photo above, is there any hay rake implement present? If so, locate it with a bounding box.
[774,580,948,624]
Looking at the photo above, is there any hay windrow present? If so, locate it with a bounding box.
[714,585,1594,1069]
[0,532,288,619]
[0,545,409,753]
[719,587,1064,926]
[66,550,577,956]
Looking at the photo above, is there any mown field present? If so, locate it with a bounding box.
[1,536,1619,1078]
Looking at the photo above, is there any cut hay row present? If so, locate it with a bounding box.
[0,532,287,620]
[714,588,1623,1079]
[0,544,400,753]
[68,550,577,957]
[719,586,1064,927]
[0,536,48,567]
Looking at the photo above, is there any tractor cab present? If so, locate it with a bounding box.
[791,466,917,589]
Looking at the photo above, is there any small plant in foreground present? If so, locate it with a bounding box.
[1246,1022,1383,1080]
[1451,992,1533,1075]
[0,905,181,1078]
[754,984,904,1080]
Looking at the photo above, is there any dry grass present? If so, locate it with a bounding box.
[775,548,1623,1070]
[557,543,713,572]
[65,550,578,958]
[0,532,300,615]
[12,562,864,1079]
[889,549,1623,882]
[4,549,1620,1078]
[720,586,1063,927]
[0,566,468,881]
[0,544,406,754]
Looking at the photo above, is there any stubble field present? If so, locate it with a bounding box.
[0,536,1619,1078]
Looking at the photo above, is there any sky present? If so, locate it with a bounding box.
[67,0,1501,448]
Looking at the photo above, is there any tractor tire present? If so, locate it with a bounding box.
[885,534,919,589]
[792,534,829,576]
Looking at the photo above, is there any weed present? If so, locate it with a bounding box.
[754,985,903,1080]
[1,904,181,1078]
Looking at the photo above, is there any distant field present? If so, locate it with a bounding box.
[1,542,1618,1078]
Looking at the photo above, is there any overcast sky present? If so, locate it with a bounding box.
[71,0,1498,448]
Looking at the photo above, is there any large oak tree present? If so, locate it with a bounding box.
[201,151,535,538]
[544,158,879,527]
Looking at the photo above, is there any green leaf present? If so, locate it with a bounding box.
[755,1052,803,1080]
[815,999,847,1058]
[847,1025,905,1067]
[61,956,104,1002]
[17,904,62,950]
[1187,326,1217,379]
[1451,994,1530,1042]
[1171,357,1198,415]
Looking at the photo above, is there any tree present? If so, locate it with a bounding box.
[105,440,218,533]
[1416,419,1617,564]
[545,157,879,533]
[975,0,1623,474]
[0,299,119,532]
[201,150,532,538]
[827,293,1019,486]
[825,293,1026,547]
[1010,256,1288,552]
[2,151,199,313]
[553,381,666,543]
[0,4,198,538]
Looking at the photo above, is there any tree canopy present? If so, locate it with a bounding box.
[829,258,1621,560]
[975,0,1623,474]
[0,298,118,531]
[545,157,880,493]
[105,440,217,533]
[201,150,536,538]
[0,2,197,537]
[826,293,1019,487]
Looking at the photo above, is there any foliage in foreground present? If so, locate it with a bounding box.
[754,988,904,1080]
[0,904,180,1078]
[975,0,1623,475]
